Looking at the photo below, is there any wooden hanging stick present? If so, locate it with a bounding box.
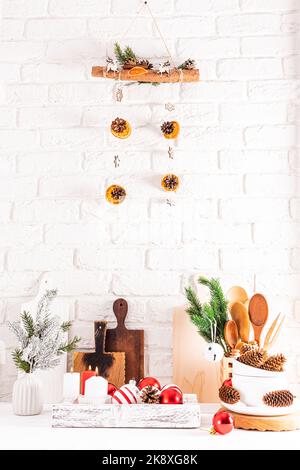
[91,66,200,83]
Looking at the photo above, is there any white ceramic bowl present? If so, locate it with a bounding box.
[232,359,288,407]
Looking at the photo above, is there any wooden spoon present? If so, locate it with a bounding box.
[226,286,248,305]
[224,320,239,349]
[229,301,250,343]
[248,294,268,346]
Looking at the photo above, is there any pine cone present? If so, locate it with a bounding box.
[111,117,127,134]
[161,121,175,135]
[137,59,153,70]
[239,343,258,355]
[140,385,160,404]
[110,186,126,201]
[162,174,179,190]
[237,349,266,368]
[260,353,286,372]
[179,58,196,70]
[219,385,240,404]
[263,390,294,407]
[123,58,137,69]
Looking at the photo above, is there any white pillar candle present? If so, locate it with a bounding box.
[85,368,108,398]
[63,368,80,401]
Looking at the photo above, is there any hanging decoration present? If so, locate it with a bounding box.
[111,117,131,139]
[161,174,179,192]
[106,185,126,205]
[161,121,180,139]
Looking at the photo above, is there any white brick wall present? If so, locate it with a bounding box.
[1,0,300,398]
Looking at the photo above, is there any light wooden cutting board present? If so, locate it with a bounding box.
[173,307,220,403]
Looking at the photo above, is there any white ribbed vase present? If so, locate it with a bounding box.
[12,373,43,416]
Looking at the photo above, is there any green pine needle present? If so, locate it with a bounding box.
[58,336,81,354]
[12,349,31,373]
[20,311,35,338]
[60,321,72,332]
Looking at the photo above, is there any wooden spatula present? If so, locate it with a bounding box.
[224,320,239,349]
[229,301,250,343]
[248,294,268,346]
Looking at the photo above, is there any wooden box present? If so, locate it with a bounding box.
[52,403,201,429]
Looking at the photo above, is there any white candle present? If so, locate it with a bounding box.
[85,367,108,398]
[63,368,80,401]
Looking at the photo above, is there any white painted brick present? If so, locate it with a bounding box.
[0,326,17,348]
[0,272,41,297]
[0,177,37,199]
[294,301,300,322]
[77,248,144,271]
[182,174,243,197]
[150,198,217,221]
[112,0,174,15]
[290,198,300,219]
[178,38,239,59]
[242,36,299,57]
[49,0,110,17]
[107,127,162,149]
[291,249,300,270]
[0,108,16,128]
[219,150,289,173]
[283,55,300,78]
[245,125,296,148]
[180,126,243,149]
[145,327,172,350]
[245,174,297,197]
[41,128,104,151]
[218,58,282,79]
[0,154,16,175]
[22,63,85,83]
[81,199,148,223]
[159,17,215,38]
[1,0,48,18]
[17,152,82,175]
[152,150,218,173]
[49,83,114,105]
[111,221,182,247]
[146,297,184,324]
[19,107,82,129]
[221,248,290,273]
[0,202,12,222]
[44,271,111,296]
[111,38,176,60]
[0,224,42,248]
[7,248,74,271]
[148,352,173,378]
[183,222,252,245]
[0,301,6,324]
[39,176,103,198]
[83,150,151,173]
[288,104,300,123]
[6,85,48,106]
[26,19,87,40]
[83,105,152,128]
[241,0,298,12]
[45,223,109,246]
[217,14,281,36]
[0,42,44,62]
[0,20,24,40]
[76,297,146,323]
[0,251,5,271]
[46,40,106,62]
[254,222,300,246]
[0,64,20,82]
[124,83,180,104]
[88,18,153,39]
[220,102,286,124]
[181,81,246,102]
[151,103,218,127]
[221,197,289,222]
[282,12,300,33]
[112,272,181,296]
[175,0,239,13]
[147,248,218,271]
[256,274,300,297]
[14,200,80,223]
[0,130,38,151]
[248,79,300,102]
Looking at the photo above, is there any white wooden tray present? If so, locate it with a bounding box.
[52,403,201,428]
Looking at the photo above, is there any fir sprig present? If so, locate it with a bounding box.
[114,42,136,65]
[185,277,229,354]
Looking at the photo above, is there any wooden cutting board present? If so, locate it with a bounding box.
[73,320,125,388]
[219,407,300,431]
[105,298,144,383]
[173,307,219,403]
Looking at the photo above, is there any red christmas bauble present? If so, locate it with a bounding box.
[212,411,234,435]
[112,385,138,404]
[222,379,232,388]
[161,383,182,395]
[108,383,117,396]
[159,388,183,405]
[138,377,161,391]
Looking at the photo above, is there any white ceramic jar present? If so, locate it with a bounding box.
[12,373,43,416]
[232,359,288,407]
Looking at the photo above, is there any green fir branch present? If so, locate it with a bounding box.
[58,336,81,354]
[60,321,72,332]
[114,42,137,65]
[12,349,30,373]
[20,311,35,338]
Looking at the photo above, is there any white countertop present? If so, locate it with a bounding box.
[1,403,300,450]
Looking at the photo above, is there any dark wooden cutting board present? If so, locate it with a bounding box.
[105,298,144,383]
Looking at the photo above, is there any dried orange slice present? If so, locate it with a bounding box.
[128,66,148,77]
[161,174,179,192]
[106,185,126,205]
[111,118,132,139]
[161,121,180,139]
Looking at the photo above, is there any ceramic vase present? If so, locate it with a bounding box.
[12,373,43,416]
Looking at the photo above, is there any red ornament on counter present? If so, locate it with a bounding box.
[108,383,117,396]
[161,383,182,395]
[138,377,161,391]
[159,387,183,405]
[81,366,96,395]
[211,410,234,435]
[222,379,232,388]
